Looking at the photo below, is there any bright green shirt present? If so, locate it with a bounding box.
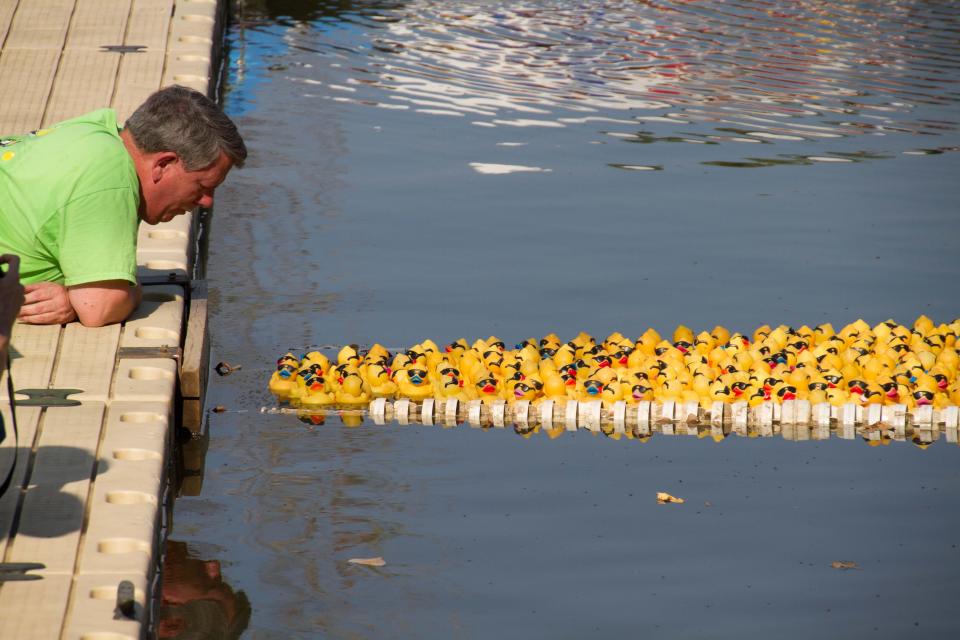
[0,109,140,286]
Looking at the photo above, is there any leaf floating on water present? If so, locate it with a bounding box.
[656,492,684,504]
[831,560,859,570]
[349,557,386,567]
[215,361,241,376]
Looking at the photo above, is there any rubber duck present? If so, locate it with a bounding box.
[395,366,434,400]
[302,351,331,370]
[364,362,397,398]
[334,370,370,405]
[474,372,504,403]
[337,344,361,367]
[701,380,731,410]
[825,387,848,407]
[542,371,569,402]
[299,372,334,407]
[269,353,301,397]
[435,362,470,401]
[512,381,541,403]
[807,377,829,405]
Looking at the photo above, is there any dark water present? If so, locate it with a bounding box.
[163,1,960,638]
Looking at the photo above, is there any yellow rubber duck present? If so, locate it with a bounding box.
[395,366,434,401]
[334,371,370,405]
[474,372,504,403]
[364,362,397,398]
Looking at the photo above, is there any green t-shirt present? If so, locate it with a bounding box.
[0,109,140,286]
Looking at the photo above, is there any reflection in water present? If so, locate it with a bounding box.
[279,404,959,448]
[196,1,960,637]
[240,0,960,167]
[158,540,251,640]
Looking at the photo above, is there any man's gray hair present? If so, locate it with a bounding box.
[124,85,247,170]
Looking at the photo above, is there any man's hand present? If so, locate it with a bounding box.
[16,280,142,327]
[18,281,76,325]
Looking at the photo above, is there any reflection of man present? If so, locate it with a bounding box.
[0,85,246,327]
[159,540,251,639]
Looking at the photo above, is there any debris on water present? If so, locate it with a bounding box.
[349,557,386,567]
[215,361,241,376]
[657,492,684,504]
[831,560,859,570]
[212,405,227,413]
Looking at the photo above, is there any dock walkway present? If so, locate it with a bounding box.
[0,1,225,637]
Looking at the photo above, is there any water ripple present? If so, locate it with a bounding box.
[258,0,960,166]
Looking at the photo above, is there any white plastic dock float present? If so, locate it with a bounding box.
[0,0,226,636]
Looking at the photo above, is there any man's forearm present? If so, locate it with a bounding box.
[69,281,142,327]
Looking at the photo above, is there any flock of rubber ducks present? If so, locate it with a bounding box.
[268,316,960,411]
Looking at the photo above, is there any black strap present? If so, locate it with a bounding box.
[0,352,16,497]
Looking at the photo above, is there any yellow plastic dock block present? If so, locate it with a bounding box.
[113,52,167,122]
[53,323,121,403]
[0,323,60,401]
[63,573,148,639]
[0,575,74,640]
[5,404,104,572]
[113,358,178,404]
[1,0,72,50]
[43,50,121,127]
[126,0,175,50]
[0,48,60,132]
[64,0,132,49]
[0,405,42,560]
[121,285,186,350]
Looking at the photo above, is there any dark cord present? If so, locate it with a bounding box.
[0,352,17,497]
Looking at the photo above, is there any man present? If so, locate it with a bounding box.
[0,85,246,327]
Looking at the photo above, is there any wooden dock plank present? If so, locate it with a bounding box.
[64,0,131,50]
[5,404,104,572]
[42,49,121,127]
[0,574,74,640]
[2,0,72,49]
[0,48,61,133]
[180,280,208,399]
[52,324,120,403]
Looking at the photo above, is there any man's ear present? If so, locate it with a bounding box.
[150,151,180,183]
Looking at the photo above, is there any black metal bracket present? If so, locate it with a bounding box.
[14,389,83,407]
[100,45,147,53]
[0,562,45,582]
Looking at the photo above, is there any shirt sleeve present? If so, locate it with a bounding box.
[54,187,140,287]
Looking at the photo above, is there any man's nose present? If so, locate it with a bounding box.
[197,193,214,208]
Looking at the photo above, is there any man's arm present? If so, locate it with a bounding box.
[18,280,141,327]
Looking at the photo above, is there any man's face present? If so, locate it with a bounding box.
[143,151,233,225]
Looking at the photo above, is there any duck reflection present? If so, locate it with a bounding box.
[158,540,251,640]
[296,402,958,448]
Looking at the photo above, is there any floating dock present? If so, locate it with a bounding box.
[0,1,224,637]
